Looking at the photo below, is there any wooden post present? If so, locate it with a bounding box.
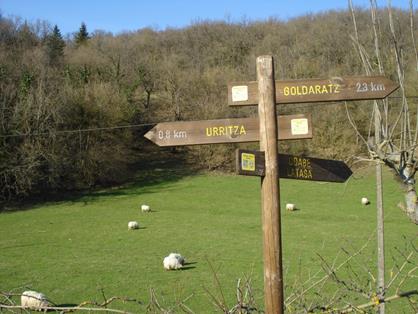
[375,103,385,313]
[257,55,284,314]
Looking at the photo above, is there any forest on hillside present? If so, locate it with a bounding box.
[1,6,418,204]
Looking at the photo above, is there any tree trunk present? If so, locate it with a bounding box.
[145,90,151,109]
[401,163,418,223]
[404,183,418,223]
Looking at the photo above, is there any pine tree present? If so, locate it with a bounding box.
[45,25,65,66]
[75,22,89,47]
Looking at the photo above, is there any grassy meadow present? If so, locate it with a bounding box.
[0,166,417,313]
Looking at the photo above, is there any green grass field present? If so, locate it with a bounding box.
[0,167,417,313]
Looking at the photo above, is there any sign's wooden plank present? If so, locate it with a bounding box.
[236,149,353,183]
[228,76,399,106]
[278,154,352,183]
[144,114,312,146]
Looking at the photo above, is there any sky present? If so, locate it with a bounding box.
[0,0,411,36]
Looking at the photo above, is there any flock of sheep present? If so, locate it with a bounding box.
[128,204,186,270]
[285,197,370,211]
[20,203,186,311]
[19,198,371,310]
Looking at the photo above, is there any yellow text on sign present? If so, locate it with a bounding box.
[241,153,255,171]
[287,156,313,179]
[283,84,340,97]
[206,125,247,137]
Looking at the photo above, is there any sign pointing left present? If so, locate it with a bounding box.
[144,114,312,146]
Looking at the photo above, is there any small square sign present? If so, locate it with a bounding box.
[241,153,255,171]
[291,118,309,135]
[232,85,249,102]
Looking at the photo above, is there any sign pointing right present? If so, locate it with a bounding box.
[236,149,353,183]
[229,76,399,106]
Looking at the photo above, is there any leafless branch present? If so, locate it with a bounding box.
[410,0,418,72]
[285,234,373,306]
[349,0,372,75]
[202,258,229,312]
[387,251,415,289]
[0,290,143,314]
[0,303,135,313]
[284,233,417,312]
[333,290,418,313]
[344,102,372,153]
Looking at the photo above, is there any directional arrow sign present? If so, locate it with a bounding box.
[144,114,312,146]
[228,76,399,106]
[236,149,352,183]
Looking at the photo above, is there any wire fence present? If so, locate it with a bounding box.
[1,95,418,139]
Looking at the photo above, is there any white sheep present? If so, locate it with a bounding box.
[286,203,296,211]
[21,290,50,310]
[128,221,139,230]
[141,204,151,212]
[361,197,370,205]
[163,253,185,270]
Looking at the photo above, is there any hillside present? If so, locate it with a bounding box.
[1,7,418,203]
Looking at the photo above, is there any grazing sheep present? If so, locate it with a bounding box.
[21,290,50,310]
[286,203,296,211]
[163,253,185,270]
[128,221,139,230]
[141,204,151,212]
[361,197,370,205]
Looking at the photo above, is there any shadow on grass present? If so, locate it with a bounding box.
[0,242,51,250]
[180,266,197,271]
[179,261,197,271]
[131,226,147,230]
[78,148,198,203]
[1,144,199,213]
[56,303,78,307]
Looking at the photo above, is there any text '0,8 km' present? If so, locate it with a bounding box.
[228,76,399,106]
[144,114,312,147]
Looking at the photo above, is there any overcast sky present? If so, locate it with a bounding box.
[0,0,411,35]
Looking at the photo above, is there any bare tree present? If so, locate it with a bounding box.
[346,0,418,224]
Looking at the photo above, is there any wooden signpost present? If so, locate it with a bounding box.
[256,56,283,313]
[228,76,399,106]
[145,54,399,314]
[228,60,398,314]
[236,149,353,183]
[144,114,312,146]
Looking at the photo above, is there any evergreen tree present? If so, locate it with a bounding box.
[75,22,89,47]
[45,25,65,66]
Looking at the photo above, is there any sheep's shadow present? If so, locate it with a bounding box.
[56,303,78,307]
[128,226,147,230]
[180,266,196,271]
[180,261,197,270]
